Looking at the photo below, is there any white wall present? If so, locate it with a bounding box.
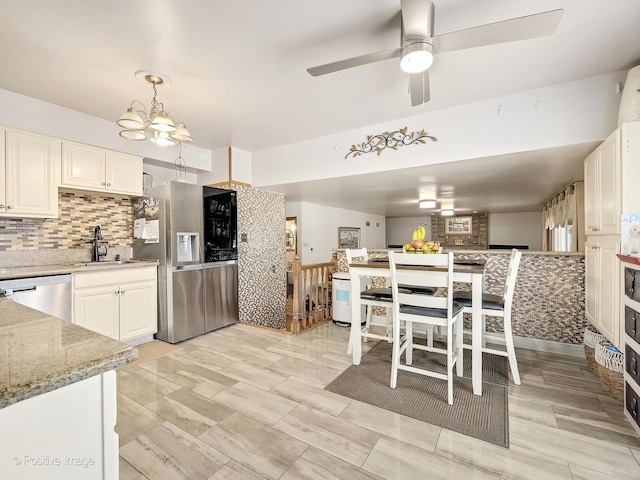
[291,202,385,264]
[231,147,252,184]
[386,217,434,247]
[252,72,624,188]
[0,88,212,171]
[488,212,542,250]
[143,163,198,187]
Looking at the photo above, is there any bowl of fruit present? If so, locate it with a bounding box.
[404,225,441,254]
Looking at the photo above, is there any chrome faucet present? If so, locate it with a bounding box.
[92,226,107,262]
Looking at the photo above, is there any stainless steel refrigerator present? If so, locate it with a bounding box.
[133,181,238,343]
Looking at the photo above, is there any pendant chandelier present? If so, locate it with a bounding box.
[117,70,193,146]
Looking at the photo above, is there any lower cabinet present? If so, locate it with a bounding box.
[0,371,118,480]
[72,267,157,342]
[585,235,620,346]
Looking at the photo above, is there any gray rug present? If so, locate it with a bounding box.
[325,340,509,447]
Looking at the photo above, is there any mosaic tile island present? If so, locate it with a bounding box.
[335,248,586,345]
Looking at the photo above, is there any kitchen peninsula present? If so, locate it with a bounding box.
[0,297,137,479]
[334,248,585,348]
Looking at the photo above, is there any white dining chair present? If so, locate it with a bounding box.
[453,249,522,385]
[345,248,407,353]
[389,251,464,405]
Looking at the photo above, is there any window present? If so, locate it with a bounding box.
[551,224,573,252]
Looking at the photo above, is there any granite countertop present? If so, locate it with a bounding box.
[0,297,137,409]
[0,259,159,281]
[332,248,584,257]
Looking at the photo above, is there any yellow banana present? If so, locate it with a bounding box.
[418,225,425,240]
[412,229,418,241]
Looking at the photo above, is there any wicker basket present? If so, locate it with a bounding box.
[595,340,624,401]
[583,328,605,376]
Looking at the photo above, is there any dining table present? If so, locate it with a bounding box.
[347,257,487,396]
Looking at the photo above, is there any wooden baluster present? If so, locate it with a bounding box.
[303,269,309,328]
[323,266,329,322]
[291,255,301,334]
[312,267,318,324]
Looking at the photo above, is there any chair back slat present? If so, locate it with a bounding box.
[503,248,522,310]
[346,248,368,264]
[389,252,456,320]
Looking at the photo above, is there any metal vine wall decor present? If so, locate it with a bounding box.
[345,127,437,159]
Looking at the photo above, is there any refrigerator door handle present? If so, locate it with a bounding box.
[172,264,203,272]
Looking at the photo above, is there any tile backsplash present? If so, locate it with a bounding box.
[0,188,134,251]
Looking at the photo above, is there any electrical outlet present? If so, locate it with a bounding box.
[376,222,380,227]
[366,221,370,226]
[240,233,248,243]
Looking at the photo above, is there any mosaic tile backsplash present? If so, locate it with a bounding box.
[336,249,586,345]
[0,188,134,253]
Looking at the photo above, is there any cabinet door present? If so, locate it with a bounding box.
[585,237,598,327]
[73,285,119,339]
[0,128,5,213]
[598,236,620,347]
[584,150,598,235]
[61,142,106,190]
[105,151,143,195]
[598,130,621,235]
[119,280,157,341]
[4,129,59,218]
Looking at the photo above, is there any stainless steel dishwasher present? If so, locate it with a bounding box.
[0,274,72,321]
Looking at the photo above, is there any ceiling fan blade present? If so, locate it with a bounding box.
[307,49,401,77]
[410,70,430,106]
[433,9,564,54]
[400,0,434,39]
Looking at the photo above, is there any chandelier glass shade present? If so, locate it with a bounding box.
[117,71,193,145]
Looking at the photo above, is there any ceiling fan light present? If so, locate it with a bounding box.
[119,129,148,141]
[170,122,194,142]
[400,41,434,74]
[419,200,436,209]
[150,111,177,133]
[117,108,145,130]
[441,209,455,217]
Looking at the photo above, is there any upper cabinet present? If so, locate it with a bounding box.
[585,122,640,235]
[61,141,143,196]
[0,128,60,218]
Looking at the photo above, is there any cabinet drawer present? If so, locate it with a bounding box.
[626,306,640,343]
[73,266,156,289]
[625,267,640,302]
[627,383,639,424]
[626,344,640,385]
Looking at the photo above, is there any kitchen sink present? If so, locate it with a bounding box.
[73,260,135,267]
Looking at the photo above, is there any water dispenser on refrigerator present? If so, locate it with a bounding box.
[177,232,199,263]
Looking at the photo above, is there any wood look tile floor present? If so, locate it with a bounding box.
[116,323,640,480]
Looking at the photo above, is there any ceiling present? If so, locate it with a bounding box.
[0,0,639,216]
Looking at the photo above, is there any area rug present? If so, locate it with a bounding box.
[325,340,510,447]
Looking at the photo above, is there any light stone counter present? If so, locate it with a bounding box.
[0,297,137,408]
[0,259,158,281]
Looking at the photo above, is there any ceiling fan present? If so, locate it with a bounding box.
[307,0,563,106]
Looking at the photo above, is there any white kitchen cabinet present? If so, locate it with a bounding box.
[585,122,640,236]
[73,284,120,338]
[0,371,118,480]
[72,267,157,342]
[61,141,143,195]
[584,122,640,347]
[585,236,620,347]
[0,128,60,218]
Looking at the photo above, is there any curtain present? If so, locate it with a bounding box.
[541,183,578,252]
